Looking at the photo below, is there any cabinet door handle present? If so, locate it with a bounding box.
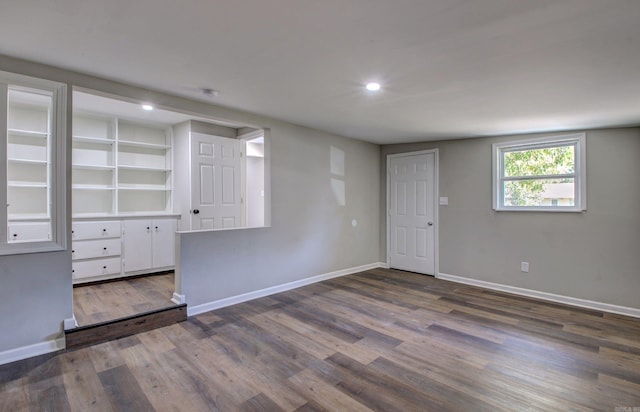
[155,226,159,230]
[72,250,75,253]
[12,233,17,237]
[192,209,200,215]
[146,226,150,230]
[103,266,107,269]
[103,247,107,250]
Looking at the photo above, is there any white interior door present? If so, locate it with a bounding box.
[191,132,243,230]
[388,151,436,275]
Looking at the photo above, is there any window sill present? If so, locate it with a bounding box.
[493,207,586,213]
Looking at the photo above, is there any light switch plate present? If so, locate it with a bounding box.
[439,197,449,205]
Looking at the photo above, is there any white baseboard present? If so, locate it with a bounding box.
[187,262,385,316]
[437,272,640,319]
[171,292,186,305]
[0,337,65,366]
[63,315,78,331]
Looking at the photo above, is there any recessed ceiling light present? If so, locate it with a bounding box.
[366,82,381,91]
[141,104,154,111]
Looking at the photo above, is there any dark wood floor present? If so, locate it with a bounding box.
[2,268,640,411]
[73,273,176,326]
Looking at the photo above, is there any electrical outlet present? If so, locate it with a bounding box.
[520,262,529,273]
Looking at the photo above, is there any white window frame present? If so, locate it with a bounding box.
[492,133,586,212]
[0,71,67,255]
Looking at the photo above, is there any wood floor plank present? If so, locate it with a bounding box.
[327,352,444,412]
[287,369,373,412]
[120,343,213,412]
[240,392,286,412]
[260,310,381,365]
[60,350,114,412]
[2,268,639,411]
[98,365,155,411]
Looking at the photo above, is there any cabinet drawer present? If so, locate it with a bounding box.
[72,238,121,260]
[72,258,121,280]
[72,221,121,240]
[8,222,50,242]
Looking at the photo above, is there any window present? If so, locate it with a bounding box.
[492,133,586,212]
[1,71,67,254]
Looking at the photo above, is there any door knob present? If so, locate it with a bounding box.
[192,209,200,215]
[427,222,433,226]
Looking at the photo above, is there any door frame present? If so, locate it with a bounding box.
[386,149,439,276]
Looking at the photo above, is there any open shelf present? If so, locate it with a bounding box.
[118,140,170,149]
[118,185,170,191]
[8,213,50,221]
[8,158,48,165]
[118,164,171,172]
[8,129,49,138]
[72,185,116,190]
[72,164,116,171]
[73,135,115,145]
[8,181,48,188]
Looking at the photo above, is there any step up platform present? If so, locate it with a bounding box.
[65,304,187,350]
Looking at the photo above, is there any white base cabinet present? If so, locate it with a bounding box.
[122,218,175,273]
[72,221,122,281]
[72,216,177,284]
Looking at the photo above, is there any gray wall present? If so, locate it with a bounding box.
[381,128,640,309]
[0,252,72,352]
[181,124,381,306]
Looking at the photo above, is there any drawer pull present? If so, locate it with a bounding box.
[103,265,107,269]
[102,229,107,232]
[72,250,75,253]
[155,226,159,230]
[12,233,17,237]
[103,247,107,250]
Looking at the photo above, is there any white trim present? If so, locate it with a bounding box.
[0,337,65,366]
[63,315,78,330]
[437,272,640,319]
[237,129,264,141]
[0,71,68,255]
[187,262,386,316]
[386,149,439,276]
[171,292,186,305]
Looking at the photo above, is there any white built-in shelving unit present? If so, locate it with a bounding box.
[71,110,175,283]
[117,120,172,214]
[6,89,53,242]
[72,114,172,217]
[72,114,116,216]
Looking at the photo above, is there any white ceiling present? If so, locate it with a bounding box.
[73,91,244,128]
[1,0,640,144]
